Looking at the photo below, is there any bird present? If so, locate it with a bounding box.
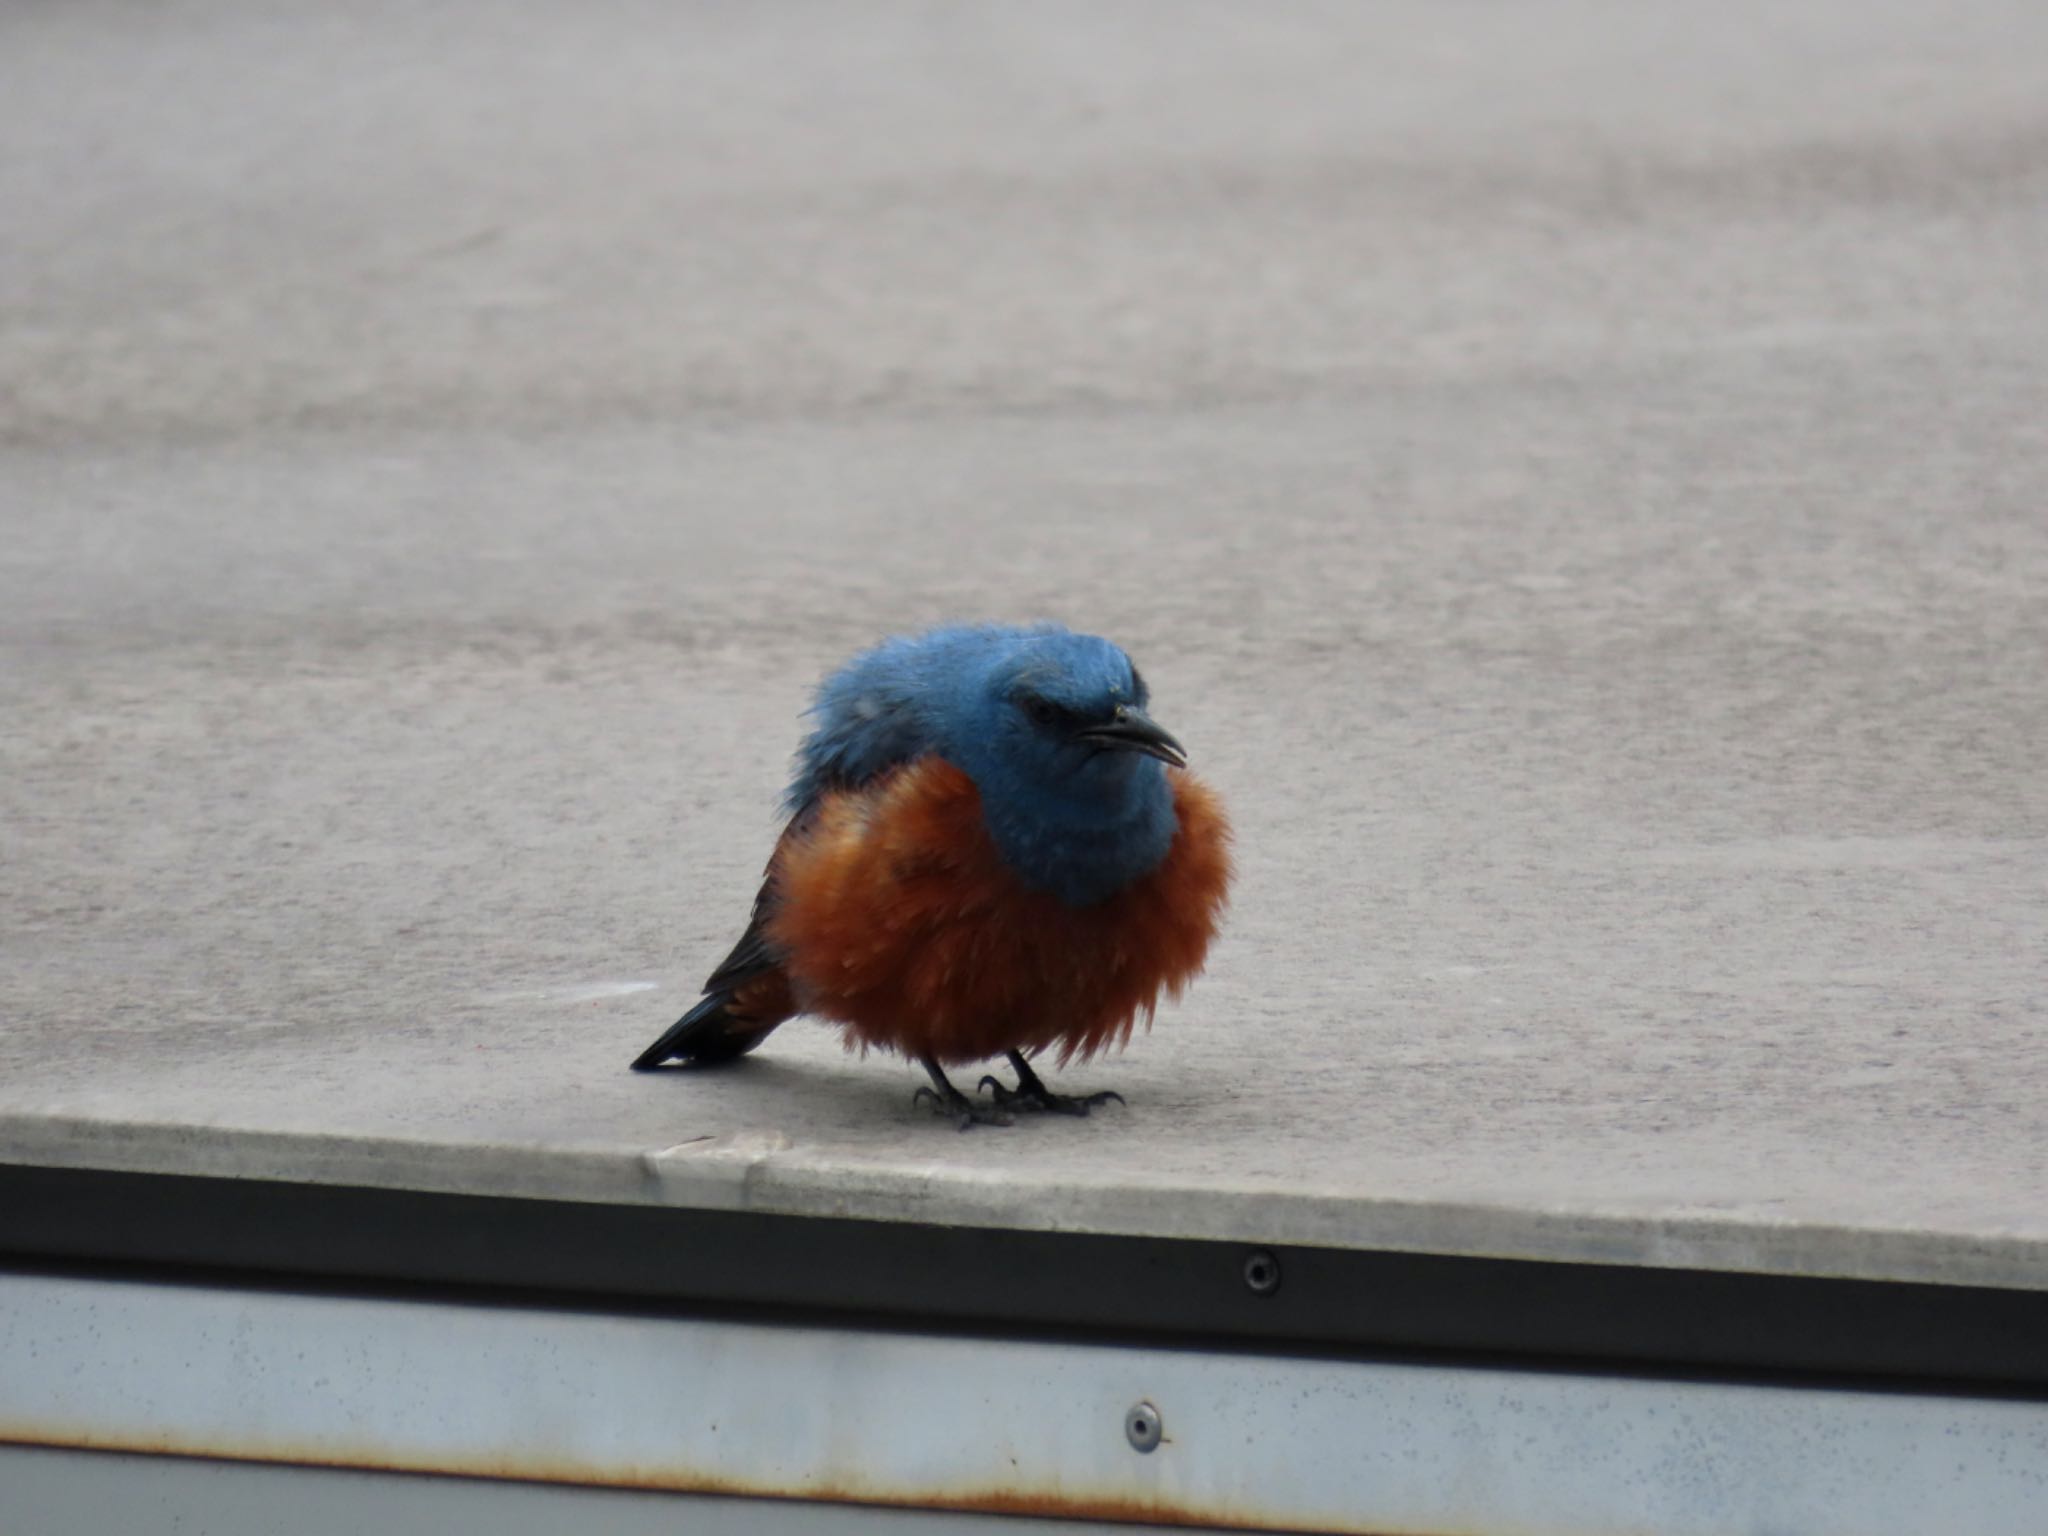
[631,622,1232,1128]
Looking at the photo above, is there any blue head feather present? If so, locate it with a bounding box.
[787,624,1180,907]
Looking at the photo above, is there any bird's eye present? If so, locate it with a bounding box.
[1023,695,1061,727]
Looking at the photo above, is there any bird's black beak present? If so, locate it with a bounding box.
[1076,705,1188,769]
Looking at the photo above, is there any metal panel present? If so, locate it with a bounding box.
[3,1271,2047,1534]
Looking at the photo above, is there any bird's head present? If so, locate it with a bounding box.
[948,627,1184,816]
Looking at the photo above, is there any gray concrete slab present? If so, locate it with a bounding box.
[3,1,2046,1288]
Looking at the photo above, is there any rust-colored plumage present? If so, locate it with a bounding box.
[768,759,1230,1066]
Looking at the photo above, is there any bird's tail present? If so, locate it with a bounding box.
[630,980,790,1071]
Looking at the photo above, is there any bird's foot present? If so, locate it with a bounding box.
[913,1083,1014,1132]
[977,1073,1126,1117]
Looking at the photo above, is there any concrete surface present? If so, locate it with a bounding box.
[3,1,2046,1287]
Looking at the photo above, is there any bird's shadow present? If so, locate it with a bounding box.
[630,1050,1172,1130]
[631,1052,947,1128]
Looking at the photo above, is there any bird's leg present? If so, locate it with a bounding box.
[913,1055,1014,1131]
[979,1050,1126,1116]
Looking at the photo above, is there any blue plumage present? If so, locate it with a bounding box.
[787,623,1181,908]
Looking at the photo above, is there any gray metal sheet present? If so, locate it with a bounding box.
[6,1272,2048,1535]
[3,0,2046,1289]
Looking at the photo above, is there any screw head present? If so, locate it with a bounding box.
[1125,1400,1162,1453]
[1242,1249,1282,1296]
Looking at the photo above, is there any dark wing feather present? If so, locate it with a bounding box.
[699,797,818,992]
[631,805,819,1071]
[700,881,783,992]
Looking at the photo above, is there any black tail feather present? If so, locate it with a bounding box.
[630,992,774,1071]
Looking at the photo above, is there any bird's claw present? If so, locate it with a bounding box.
[977,1075,1125,1117]
[913,1084,1014,1131]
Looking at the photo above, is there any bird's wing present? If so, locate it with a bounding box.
[782,631,972,812]
[704,662,939,993]
[697,799,821,993]
[786,692,933,811]
[699,875,783,993]
[710,626,1007,985]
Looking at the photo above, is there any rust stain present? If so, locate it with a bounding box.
[0,1425,1468,1535]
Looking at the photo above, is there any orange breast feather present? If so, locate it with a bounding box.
[766,759,1231,1066]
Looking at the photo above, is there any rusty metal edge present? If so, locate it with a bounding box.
[0,1430,1381,1535]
